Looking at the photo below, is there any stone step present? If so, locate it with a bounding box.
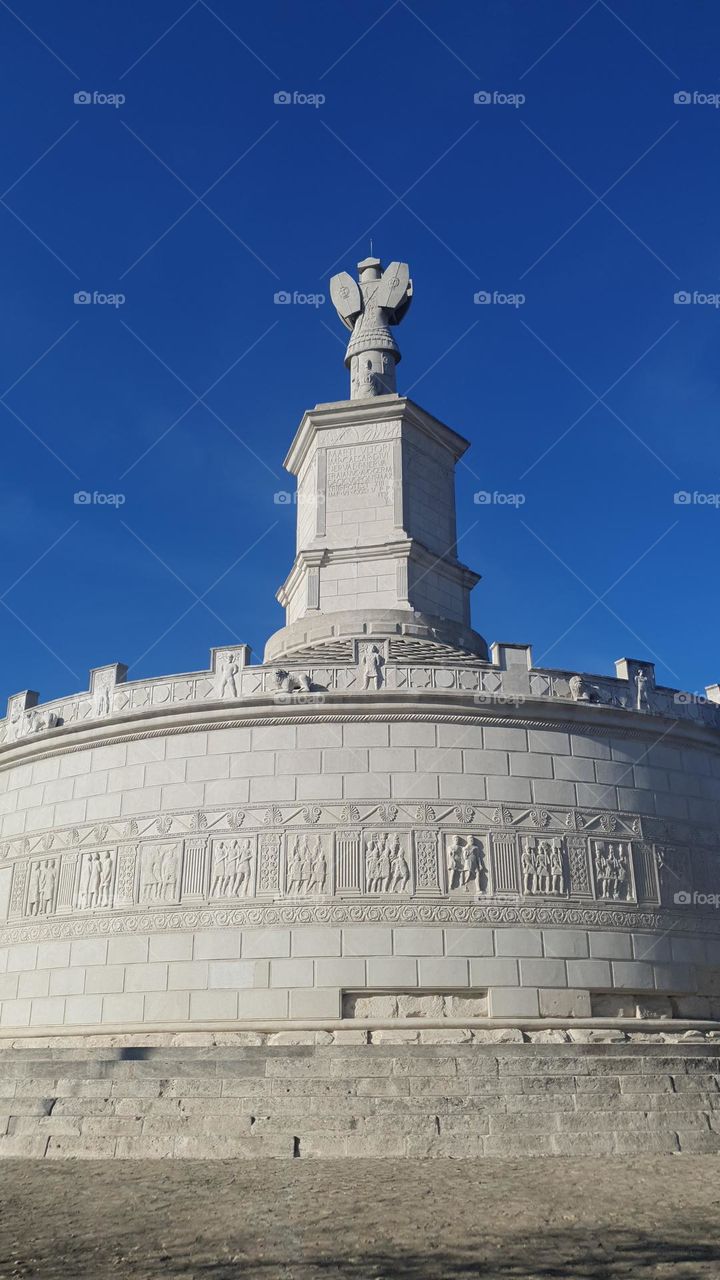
[0,1044,718,1158]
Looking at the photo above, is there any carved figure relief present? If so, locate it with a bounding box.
[210,838,254,898]
[594,841,632,900]
[447,834,485,894]
[77,850,115,909]
[521,838,565,896]
[140,844,180,903]
[359,643,384,690]
[365,832,410,893]
[285,833,328,896]
[216,653,240,699]
[635,667,652,712]
[27,860,57,915]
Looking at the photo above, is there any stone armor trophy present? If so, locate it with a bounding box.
[330,256,413,398]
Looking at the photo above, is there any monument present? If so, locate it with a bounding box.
[0,255,719,1158]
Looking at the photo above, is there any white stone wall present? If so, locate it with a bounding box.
[0,708,719,1032]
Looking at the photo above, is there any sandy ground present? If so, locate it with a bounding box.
[0,1157,719,1279]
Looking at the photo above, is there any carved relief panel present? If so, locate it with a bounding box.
[25,858,59,916]
[208,836,256,899]
[520,837,566,897]
[76,849,116,910]
[284,831,332,897]
[364,831,412,894]
[138,842,182,904]
[591,840,636,903]
[445,832,487,896]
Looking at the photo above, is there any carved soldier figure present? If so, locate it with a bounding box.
[521,844,535,895]
[366,837,381,893]
[389,839,410,893]
[211,842,229,897]
[635,667,650,712]
[287,837,303,896]
[549,841,564,895]
[87,852,101,909]
[361,645,383,691]
[536,842,551,894]
[330,256,413,398]
[448,835,466,891]
[309,838,327,895]
[98,851,113,907]
[377,834,392,892]
[236,840,253,896]
[41,861,56,914]
[161,847,178,900]
[217,653,240,699]
[463,836,484,892]
[299,835,312,895]
[77,854,91,909]
[27,862,41,916]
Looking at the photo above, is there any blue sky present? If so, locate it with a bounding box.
[1,0,719,705]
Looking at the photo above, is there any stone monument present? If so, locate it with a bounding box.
[0,254,719,1159]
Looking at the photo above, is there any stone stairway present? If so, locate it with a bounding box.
[0,1041,719,1158]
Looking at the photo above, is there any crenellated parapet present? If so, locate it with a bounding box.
[2,641,719,752]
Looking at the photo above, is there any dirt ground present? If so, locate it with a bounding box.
[0,1157,719,1279]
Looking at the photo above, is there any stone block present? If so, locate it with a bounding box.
[241,930,291,959]
[393,928,444,956]
[144,991,191,1023]
[63,995,104,1025]
[208,961,257,990]
[124,963,168,993]
[469,958,518,986]
[237,990,289,1019]
[417,958,470,987]
[538,988,591,1018]
[149,934,194,962]
[566,960,611,989]
[489,988,539,1017]
[444,928,494,957]
[69,939,108,967]
[193,930,242,961]
[270,958,315,988]
[588,932,632,960]
[495,929,543,958]
[519,959,567,988]
[366,957,418,987]
[167,961,210,991]
[289,988,341,1019]
[291,928,342,957]
[315,958,366,988]
[343,928,393,957]
[84,966,125,995]
[189,990,238,1021]
[542,930,588,959]
[102,993,145,1023]
[611,961,655,990]
[486,777,532,802]
[108,936,150,965]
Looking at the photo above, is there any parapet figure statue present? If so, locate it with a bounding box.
[330,256,413,398]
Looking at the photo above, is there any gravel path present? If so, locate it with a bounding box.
[1,1157,719,1278]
